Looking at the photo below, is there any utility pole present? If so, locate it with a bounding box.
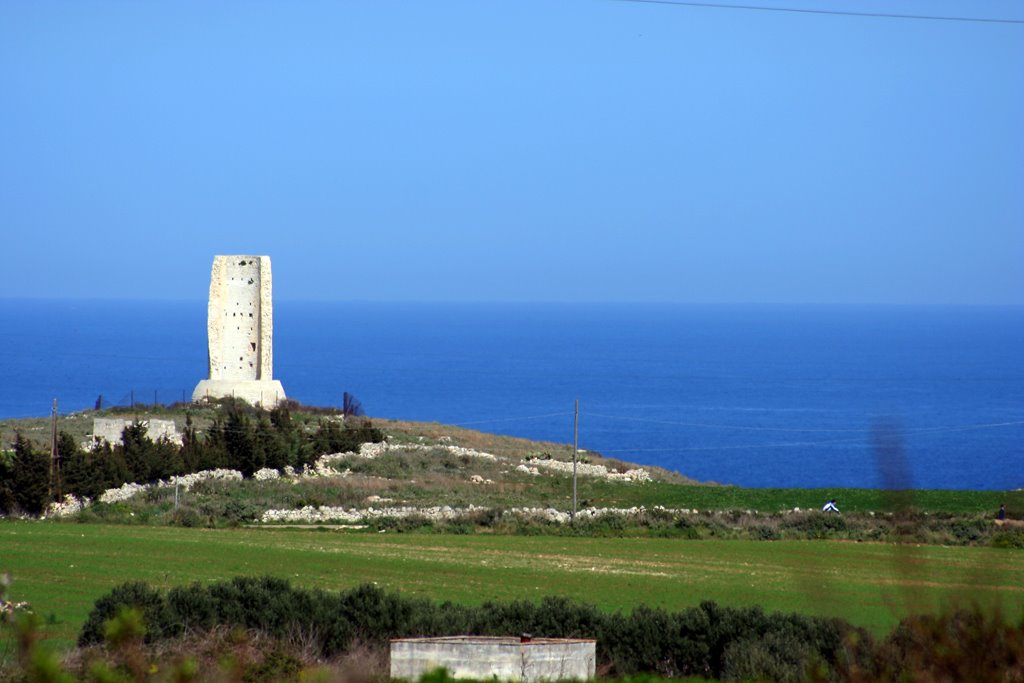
[49,398,60,501]
[572,399,579,521]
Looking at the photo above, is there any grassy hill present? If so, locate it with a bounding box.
[2,405,1022,533]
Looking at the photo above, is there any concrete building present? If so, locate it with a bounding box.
[192,255,286,407]
[89,418,182,449]
[390,636,596,682]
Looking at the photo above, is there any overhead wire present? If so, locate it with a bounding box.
[608,0,1024,24]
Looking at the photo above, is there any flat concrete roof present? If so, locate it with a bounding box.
[390,636,596,646]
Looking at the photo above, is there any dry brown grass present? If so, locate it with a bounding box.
[60,627,391,683]
[325,639,389,683]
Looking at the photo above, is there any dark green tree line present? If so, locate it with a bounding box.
[2,402,384,513]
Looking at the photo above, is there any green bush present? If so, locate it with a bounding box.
[990,528,1024,549]
[721,631,816,683]
[245,647,303,683]
[749,524,781,541]
[863,606,1024,681]
[79,581,174,646]
[674,516,703,539]
[166,582,217,633]
[168,508,203,528]
[780,512,848,539]
[79,578,860,678]
[310,418,384,461]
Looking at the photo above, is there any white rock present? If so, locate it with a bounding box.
[523,457,651,482]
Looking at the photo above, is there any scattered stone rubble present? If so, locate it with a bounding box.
[96,469,243,505]
[38,438,653,519]
[45,469,246,515]
[260,504,697,525]
[44,494,89,518]
[524,456,652,482]
[262,504,487,524]
[328,441,499,461]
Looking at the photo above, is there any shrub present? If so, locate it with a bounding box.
[310,418,384,460]
[780,512,849,539]
[861,606,1024,682]
[166,583,217,634]
[168,508,203,528]
[78,578,936,679]
[5,434,50,515]
[601,605,710,677]
[79,581,175,646]
[721,631,816,682]
[990,528,1024,549]
[245,647,303,683]
[749,524,781,541]
[674,516,703,540]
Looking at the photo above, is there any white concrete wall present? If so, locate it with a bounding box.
[390,637,595,682]
[91,418,182,447]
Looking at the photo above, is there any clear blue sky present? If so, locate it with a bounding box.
[2,0,1021,304]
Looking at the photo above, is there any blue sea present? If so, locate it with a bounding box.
[1,300,1022,490]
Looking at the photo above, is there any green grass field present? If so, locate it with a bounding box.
[2,521,1022,652]
[558,481,1024,514]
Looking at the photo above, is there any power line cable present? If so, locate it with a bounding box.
[609,0,1024,24]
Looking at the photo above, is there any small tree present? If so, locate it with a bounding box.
[63,440,130,499]
[224,404,262,476]
[11,434,49,515]
[118,422,182,484]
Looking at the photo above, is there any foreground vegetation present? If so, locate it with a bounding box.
[4,576,1022,682]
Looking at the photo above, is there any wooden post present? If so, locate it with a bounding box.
[49,399,59,501]
[572,399,579,521]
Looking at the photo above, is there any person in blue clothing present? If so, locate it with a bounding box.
[822,499,840,514]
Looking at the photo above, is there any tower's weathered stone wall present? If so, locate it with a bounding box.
[193,255,285,407]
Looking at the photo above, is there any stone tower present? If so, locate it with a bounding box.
[192,255,286,407]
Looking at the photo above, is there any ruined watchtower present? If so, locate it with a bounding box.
[191,255,286,407]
